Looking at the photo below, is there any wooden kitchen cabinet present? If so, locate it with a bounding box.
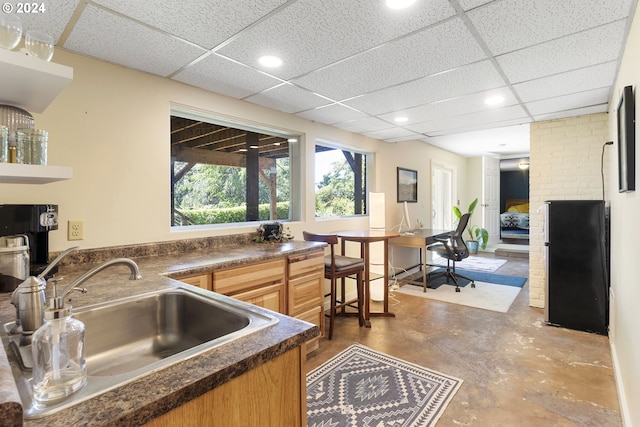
[212,259,286,314]
[176,249,324,352]
[287,250,325,352]
[145,344,307,427]
[231,282,284,313]
[175,273,211,290]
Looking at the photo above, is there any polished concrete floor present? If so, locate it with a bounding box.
[306,254,622,427]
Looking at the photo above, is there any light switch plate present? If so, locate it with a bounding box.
[68,220,84,240]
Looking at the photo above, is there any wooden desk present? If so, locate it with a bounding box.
[390,228,451,291]
[336,229,400,327]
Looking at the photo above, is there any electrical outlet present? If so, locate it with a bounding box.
[68,220,84,241]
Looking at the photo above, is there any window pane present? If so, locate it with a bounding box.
[171,111,298,227]
[314,145,367,218]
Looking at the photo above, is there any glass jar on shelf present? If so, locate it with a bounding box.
[0,125,8,162]
[16,128,48,165]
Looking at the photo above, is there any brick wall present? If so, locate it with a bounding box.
[528,113,609,308]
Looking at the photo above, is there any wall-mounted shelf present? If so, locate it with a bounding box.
[0,49,73,113]
[0,163,72,184]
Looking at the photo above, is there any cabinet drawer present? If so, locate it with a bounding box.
[288,272,323,315]
[231,282,285,314]
[213,259,286,295]
[288,251,324,277]
[176,273,211,290]
[296,305,323,352]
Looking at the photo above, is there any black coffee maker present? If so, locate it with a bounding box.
[0,204,59,278]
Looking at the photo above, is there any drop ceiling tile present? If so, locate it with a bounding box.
[295,104,368,125]
[383,133,425,143]
[458,0,493,11]
[217,0,456,80]
[513,62,618,102]
[407,105,529,135]
[362,127,418,141]
[16,0,80,43]
[497,21,626,83]
[468,0,633,55]
[92,0,288,49]
[425,117,533,138]
[64,5,206,77]
[333,117,395,133]
[424,124,530,157]
[172,53,284,99]
[246,84,332,114]
[377,86,517,125]
[496,20,627,83]
[525,87,611,116]
[533,105,608,122]
[344,60,506,115]
[293,18,488,100]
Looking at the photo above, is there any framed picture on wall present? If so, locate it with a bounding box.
[397,167,418,202]
[617,85,636,192]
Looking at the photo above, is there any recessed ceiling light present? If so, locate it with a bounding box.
[239,148,248,152]
[394,116,409,123]
[386,0,416,9]
[250,145,259,149]
[485,95,505,106]
[287,138,297,143]
[258,55,283,68]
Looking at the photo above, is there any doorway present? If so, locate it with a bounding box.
[431,161,456,230]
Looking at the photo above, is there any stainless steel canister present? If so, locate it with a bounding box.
[0,235,30,293]
[16,128,48,165]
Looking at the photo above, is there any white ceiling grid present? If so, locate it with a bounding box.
[14,0,637,157]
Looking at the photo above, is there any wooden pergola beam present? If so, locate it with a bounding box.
[172,145,275,170]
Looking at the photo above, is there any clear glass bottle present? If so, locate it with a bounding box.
[31,291,86,404]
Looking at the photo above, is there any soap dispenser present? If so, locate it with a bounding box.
[31,280,87,404]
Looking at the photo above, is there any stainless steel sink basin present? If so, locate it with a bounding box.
[5,285,278,419]
[77,289,255,376]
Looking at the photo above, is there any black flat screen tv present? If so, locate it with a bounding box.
[617,85,635,192]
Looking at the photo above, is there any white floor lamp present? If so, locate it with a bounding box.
[368,192,386,301]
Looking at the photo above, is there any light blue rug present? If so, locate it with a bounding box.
[418,268,527,289]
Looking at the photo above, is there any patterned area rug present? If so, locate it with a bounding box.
[307,344,463,427]
[430,254,506,272]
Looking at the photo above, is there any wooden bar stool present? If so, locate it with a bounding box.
[303,231,365,339]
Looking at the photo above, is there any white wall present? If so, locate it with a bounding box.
[465,156,484,229]
[606,4,640,425]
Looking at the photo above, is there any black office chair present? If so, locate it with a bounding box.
[302,231,365,339]
[426,213,476,292]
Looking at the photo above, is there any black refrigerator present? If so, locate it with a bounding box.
[544,200,609,335]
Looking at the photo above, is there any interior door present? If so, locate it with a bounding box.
[482,156,500,242]
[431,161,456,230]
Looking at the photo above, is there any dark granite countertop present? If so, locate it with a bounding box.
[0,238,325,426]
